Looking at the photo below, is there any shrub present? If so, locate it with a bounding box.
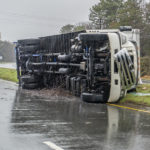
[141,57,150,76]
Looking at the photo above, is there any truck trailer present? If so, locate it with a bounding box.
[16,26,141,103]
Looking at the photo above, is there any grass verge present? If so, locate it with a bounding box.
[120,84,150,107]
[136,84,150,93]
[120,94,150,106]
[0,68,18,83]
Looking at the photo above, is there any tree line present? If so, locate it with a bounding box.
[0,41,15,62]
[60,0,150,56]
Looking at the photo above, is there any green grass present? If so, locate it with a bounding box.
[0,68,18,82]
[120,84,150,106]
[136,84,150,93]
[120,94,150,106]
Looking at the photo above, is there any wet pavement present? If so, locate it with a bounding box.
[1,79,150,150]
[0,63,16,69]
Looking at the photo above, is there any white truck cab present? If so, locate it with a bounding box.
[82,27,140,102]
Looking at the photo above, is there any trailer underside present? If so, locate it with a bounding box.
[16,30,137,103]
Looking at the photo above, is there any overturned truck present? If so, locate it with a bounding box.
[16,27,141,103]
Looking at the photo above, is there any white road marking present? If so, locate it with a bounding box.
[43,141,64,150]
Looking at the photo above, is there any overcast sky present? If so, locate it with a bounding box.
[0,0,99,42]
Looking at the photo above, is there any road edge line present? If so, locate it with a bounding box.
[107,103,150,114]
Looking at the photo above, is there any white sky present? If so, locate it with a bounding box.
[0,0,99,42]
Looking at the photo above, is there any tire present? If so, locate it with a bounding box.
[19,45,39,52]
[22,83,39,89]
[18,39,40,46]
[21,75,38,84]
[81,93,104,103]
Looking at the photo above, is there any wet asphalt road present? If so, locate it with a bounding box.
[1,79,150,150]
[0,63,16,69]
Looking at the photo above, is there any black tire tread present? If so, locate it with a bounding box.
[81,93,104,103]
[21,75,38,84]
[22,83,39,89]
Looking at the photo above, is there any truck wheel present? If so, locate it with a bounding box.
[22,83,39,89]
[19,45,39,52]
[21,75,38,84]
[81,93,104,103]
[18,39,40,46]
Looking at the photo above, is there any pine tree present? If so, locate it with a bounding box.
[89,0,123,29]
